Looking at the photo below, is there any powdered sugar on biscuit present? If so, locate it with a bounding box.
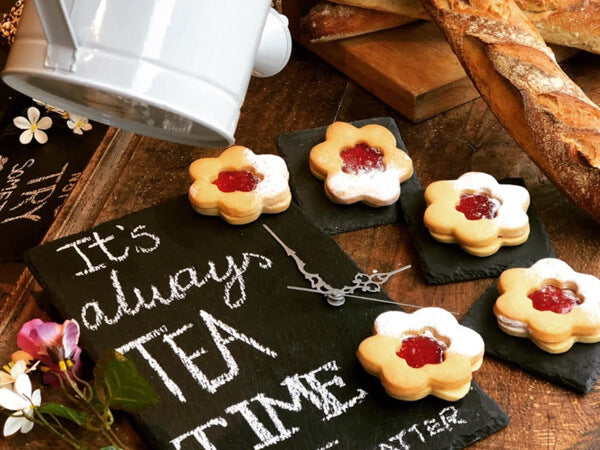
[373,307,484,359]
[326,166,406,205]
[527,258,600,321]
[453,172,530,233]
[243,149,290,199]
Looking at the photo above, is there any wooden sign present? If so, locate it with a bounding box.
[26,196,508,449]
[0,94,107,261]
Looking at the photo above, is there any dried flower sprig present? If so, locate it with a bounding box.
[1,318,158,449]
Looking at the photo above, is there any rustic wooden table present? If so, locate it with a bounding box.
[1,41,600,449]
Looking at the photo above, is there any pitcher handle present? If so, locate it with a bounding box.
[253,8,291,78]
[33,0,79,71]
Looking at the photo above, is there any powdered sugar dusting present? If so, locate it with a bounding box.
[528,258,600,320]
[453,172,530,232]
[327,166,404,204]
[243,149,290,199]
[373,308,484,359]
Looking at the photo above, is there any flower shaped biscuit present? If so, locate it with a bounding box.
[494,258,600,353]
[357,307,484,401]
[423,172,530,257]
[189,146,291,225]
[309,122,413,206]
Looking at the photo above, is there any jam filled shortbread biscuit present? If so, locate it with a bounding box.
[309,122,413,206]
[188,146,292,225]
[494,258,600,353]
[357,307,484,401]
[423,172,530,257]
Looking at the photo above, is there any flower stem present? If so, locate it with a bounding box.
[35,410,87,450]
[62,369,126,449]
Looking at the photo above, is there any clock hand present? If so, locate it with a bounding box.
[341,265,411,295]
[287,286,400,306]
[263,224,411,307]
[288,285,459,315]
[263,224,338,295]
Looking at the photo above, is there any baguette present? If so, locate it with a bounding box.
[300,2,415,42]
[419,0,600,224]
[330,0,600,54]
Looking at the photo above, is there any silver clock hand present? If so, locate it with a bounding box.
[287,286,458,315]
[263,224,411,307]
[263,224,338,295]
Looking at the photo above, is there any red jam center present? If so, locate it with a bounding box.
[213,170,260,193]
[340,143,384,175]
[396,335,447,369]
[528,285,582,314]
[455,193,498,220]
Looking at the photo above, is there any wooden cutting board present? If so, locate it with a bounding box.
[281,0,578,122]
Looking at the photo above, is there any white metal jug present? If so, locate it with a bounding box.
[1,0,292,147]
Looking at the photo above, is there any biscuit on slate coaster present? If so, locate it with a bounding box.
[400,179,555,284]
[276,117,421,234]
[462,282,600,393]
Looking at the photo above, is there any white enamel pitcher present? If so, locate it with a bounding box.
[1,0,292,147]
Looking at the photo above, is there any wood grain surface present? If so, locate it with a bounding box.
[1,42,600,449]
[285,0,578,122]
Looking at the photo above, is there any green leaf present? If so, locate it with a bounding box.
[94,350,158,412]
[100,447,121,450]
[37,403,90,427]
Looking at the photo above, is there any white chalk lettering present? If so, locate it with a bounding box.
[0,159,34,213]
[439,406,467,430]
[1,163,68,223]
[381,406,466,449]
[116,326,186,403]
[55,225,161,277]
[79,253,272,331]
[225,401,282,449]
[131,225,161,253]
[225,360,365,449]
[172,360,362,449]
[317,440,340,450]
[170,418,228,450]
[56,237,105,276]
[26,164,68,185]
[195,310,277,393]
[378,444,404,450]
[424,418,444,436]
[89,231,129,262]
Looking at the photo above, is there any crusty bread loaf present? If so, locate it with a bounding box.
[301,2,415,42]
[420,0,600,224]
[330,0,600,54]
[329,0,430,19]
[520,1,600,54]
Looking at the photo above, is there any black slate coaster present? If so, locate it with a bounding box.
[401,179,555,284]
[0,39,107,261]
[462,282,600,393]
[26,196,508,449]
[276,117,421,235]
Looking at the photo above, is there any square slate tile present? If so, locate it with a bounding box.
[401,179,555,284]
[276,117,421,234]
[462,282,600,393]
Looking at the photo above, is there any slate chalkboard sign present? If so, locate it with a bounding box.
[0,47,107,261]
[26,197,508,449]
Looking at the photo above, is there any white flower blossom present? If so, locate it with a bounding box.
[0,360,39,388]
[13,107,53,144]
[0,374,41,436]
[66,114,92,135]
